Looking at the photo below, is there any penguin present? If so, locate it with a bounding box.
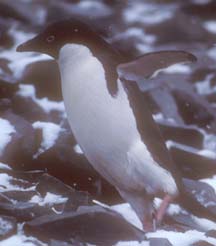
[16,18,215,231]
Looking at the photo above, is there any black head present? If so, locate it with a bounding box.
[16,18,104,58]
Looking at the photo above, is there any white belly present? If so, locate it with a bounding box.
[58,44,178,196]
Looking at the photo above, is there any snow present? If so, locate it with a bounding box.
[32,121,62,157]
[166,140,216,160]
[192,0,212,4]
[192,216,216,231]
[17,84,65,114]
[201,176,216,193]
[195,74,215,95]
[111,201,216,245]
[29,192,68,206]
[154,198,183,216]
[207,46,216,61]
[197,149,216,159]
[74,144,84,154]
[0,162,12,170]
[115,241,149,246]
[0,224,47,246]
[112,203,143,230]
[124,3,175,25]
[0,173,35,192]
[203,21,216,34]
[0,118,16,155]
[151,63,191,78]
[147,230,216,246]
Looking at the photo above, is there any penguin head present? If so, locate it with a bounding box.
[16,18,99,58]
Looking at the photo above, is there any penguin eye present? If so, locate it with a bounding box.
[46,35,55,43]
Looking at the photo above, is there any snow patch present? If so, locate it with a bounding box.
[74,144,84,154]
[207,46,216,61]
[115,241,149,246]
[195,74,215,95]
[0,118,16,155]
[124,3,175,25]
[111,203,143,230]
[0,162,12,170]
[32,121,62,157]
[29,192,68,206]
[0,224,47,246]
[151,64,191,78]
[166,140,216,160]
[203,21,216,34]
[201,176,216,193]
[17,84,65,114]
[0,26,50,79]
[0,173,35,192]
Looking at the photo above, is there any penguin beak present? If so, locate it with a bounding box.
[16,35,42,53]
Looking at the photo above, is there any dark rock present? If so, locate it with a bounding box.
[0,98,12,112]
[165,213,206,232]
[145,11,211,45]
[191,241,215,246]
[11,95,48,122]
[170,147,216,179]
[182,2,216,20]
[149,238,172,246]
[24,205,145,245]
[0,76,18,99]
[206,230,216,238]
[0,2,29,23]
[0,111,37,168]
[0,19,14,49]
[158,122,203,149]
[0,200,62,222]
[183,178,216,217]
[50,240,73,246]
[22,60,62,101]
[36,174,90,210]
[0,215,17,240]
[172,89,216,130]
[2,190,37,202]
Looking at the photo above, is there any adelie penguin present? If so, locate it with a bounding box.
[17,19,216,231]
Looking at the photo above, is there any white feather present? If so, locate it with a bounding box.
[58,43,178,196]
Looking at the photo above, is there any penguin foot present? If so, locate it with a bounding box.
[155,194,174,226]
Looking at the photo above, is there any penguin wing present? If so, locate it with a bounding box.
[117,50,197,82]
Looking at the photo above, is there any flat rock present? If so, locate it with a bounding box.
[158,122,203,149]
[24,205,145,245]
[36,174,90,210]
[170,147,216,179]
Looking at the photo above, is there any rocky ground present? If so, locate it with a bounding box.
[0,0,216,245]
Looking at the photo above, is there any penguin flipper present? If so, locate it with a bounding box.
[117,50,197,82]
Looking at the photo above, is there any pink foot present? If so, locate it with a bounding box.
[155,194,174,226]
